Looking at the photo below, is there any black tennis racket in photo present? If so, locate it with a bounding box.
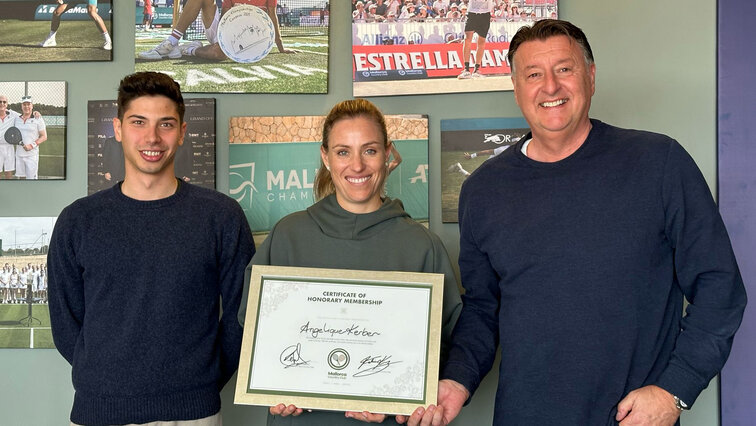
[4,126,23,145]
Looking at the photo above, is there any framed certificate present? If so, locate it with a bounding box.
[235,265,444,415]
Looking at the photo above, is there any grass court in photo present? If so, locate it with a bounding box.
[135,31,329,93]
[39,126,65,180]
[441,151,490,223]
[0,305,53,349]
[0,20,111,63]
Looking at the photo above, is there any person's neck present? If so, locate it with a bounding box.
[21,113,31,120]
[121,173,179,201]
[527,121,592,163]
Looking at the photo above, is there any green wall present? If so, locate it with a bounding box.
[0,1,718,425]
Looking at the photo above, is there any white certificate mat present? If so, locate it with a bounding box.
[235,265,444,415]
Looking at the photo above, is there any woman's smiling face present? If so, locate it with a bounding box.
[321,115,390,214]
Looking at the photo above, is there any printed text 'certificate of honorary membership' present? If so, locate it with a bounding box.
[235,265,444,415]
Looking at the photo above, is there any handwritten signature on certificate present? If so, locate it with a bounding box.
[279,343,309,368]
[353,355,402,378]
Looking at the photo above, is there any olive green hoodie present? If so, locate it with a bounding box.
[238,194,462,426]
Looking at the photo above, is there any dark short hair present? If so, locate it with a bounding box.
[507,19,594,73]
[116,71,185,121]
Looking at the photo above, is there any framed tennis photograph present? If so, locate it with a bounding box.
[235,265,444,415]
[351,0,558,96]
[0,2,112,63]
[0,216,57,349]
[441,117,529,222]
[228,113,429,233]
[135,1,329,93]
[0,81,67,180]
[87,98,217,194]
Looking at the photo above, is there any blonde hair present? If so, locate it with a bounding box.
[314,99,389,200]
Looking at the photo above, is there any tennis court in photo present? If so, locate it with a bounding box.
[0,254,53,350]
[135,1,329,93]
[0,3,112,63]
[0,305,53,349]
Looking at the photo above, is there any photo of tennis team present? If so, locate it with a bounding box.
[0,217,57,350]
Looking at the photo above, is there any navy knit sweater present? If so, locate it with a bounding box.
[442,120,746,425]
[48,181,255,425]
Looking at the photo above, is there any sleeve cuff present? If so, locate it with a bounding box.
[440,361,481,406]
[654,363,709,408]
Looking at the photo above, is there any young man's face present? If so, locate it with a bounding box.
[113,95,186,181]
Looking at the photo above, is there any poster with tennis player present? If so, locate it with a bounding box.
[0,81,67,180]
[135,0,329,93]
[0,2,112,63]
[351,0,557,96]
[441,116,529,222]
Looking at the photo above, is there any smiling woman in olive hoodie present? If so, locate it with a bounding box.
[238,99,462,426]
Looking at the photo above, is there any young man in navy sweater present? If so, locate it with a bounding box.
[48,72,255,425]
[400,19,746,426]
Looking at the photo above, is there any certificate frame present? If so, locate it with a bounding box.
[235,265,444,415]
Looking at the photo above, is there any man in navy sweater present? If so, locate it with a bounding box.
[48,72,255,425]
[400,19,747,426]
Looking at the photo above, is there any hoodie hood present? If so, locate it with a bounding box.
[306,194,410,240]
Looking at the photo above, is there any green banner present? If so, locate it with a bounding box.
[35,4,112,21]
[136,6,175,26]
[229,140,428,233]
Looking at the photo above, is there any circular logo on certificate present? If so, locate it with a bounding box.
[328,348,350,370]
[218,4,275,63]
